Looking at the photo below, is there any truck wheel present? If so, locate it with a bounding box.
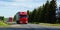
[16,20,20,24]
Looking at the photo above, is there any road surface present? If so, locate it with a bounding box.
[0,22,60,30]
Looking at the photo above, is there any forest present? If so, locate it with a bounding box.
[27,0,59,24]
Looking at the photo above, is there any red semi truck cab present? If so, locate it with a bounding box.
[16,12,28,24]
[19,12,28,24]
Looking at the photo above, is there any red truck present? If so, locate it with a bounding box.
[7,17,13,22]
[16,12,28,24]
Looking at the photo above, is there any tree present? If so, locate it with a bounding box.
[13,15,16,21]
[28,11,32,22]
[28,0,57,24]
[43,0,50,23]
[37,6,43,23]
[27,10,29,15]
[48,0,57,23]
[28,9,37,23]
[27,10,31,22]
[31,9,37,22]
[39,0,50,23]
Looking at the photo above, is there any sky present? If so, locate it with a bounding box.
[0,0,60,18]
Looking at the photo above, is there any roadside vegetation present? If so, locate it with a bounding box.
[4,18,8,21]
[27,0,59,24]
[39,23,60,27]
[0,21,9,27]
[0,17,9,27]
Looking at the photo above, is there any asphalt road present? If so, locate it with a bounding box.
[0,22,60,30]
[8,24,60,28]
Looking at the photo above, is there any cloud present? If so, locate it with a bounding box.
[0,0,14,2]
[0,0,47,18]
[14,0,33,2]
[0,0,59,18]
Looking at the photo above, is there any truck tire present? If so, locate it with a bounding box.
[16,20,20,24]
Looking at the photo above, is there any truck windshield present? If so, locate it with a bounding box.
[20,15,27,18]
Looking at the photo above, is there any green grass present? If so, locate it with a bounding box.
[0,21,9,27]
[39,23,60,27]
[4,18,8,22]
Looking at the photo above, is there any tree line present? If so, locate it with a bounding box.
[27,0,60,24]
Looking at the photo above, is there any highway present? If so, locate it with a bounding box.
[0,22,60,30]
